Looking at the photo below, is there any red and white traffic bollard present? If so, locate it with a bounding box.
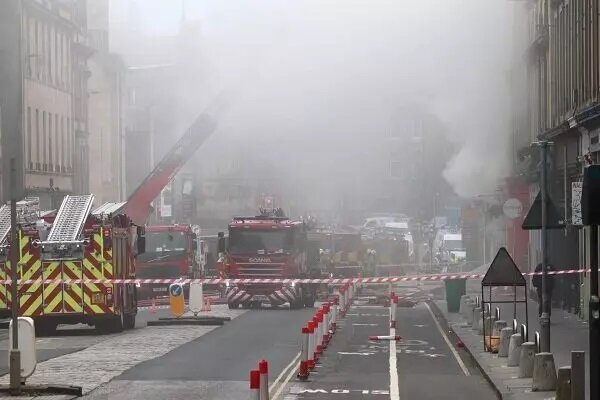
[331,296,338,332]
[322,304,330,346]
[298,326,310,380]
[313,315,322,358]
[259,359,269,400]
[316,310,325,353]
[390,294,398,329]
[250,369,260,400]
[338,287,346,318]
[307,321,315,369]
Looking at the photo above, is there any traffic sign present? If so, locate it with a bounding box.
[481,247,526,287]
[169,283,185,317]
[521,191,565,230]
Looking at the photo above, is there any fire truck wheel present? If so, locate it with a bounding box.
[123,313,136,330]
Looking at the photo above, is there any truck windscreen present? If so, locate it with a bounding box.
[145,231,188,253]
[229,229,293,254]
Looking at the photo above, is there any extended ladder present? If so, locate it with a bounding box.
[0,205,11,245]
[47,194,95,242]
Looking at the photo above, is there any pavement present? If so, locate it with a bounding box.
[433,294,589,400]
[282,284,497,399]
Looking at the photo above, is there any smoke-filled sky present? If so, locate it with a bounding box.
[110,0,517,204]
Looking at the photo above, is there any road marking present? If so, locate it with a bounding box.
[424,302,470,376]
[270,351,300,400]
[389,326,400,400]
[338,351,375,356]
[353,323,379,326]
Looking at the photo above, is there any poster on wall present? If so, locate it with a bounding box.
[572,181,582,226]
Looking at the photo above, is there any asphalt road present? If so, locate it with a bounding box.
[84,307,315,400]
[283,285,496,400]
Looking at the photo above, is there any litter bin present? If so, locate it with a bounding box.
[445,279,466,313]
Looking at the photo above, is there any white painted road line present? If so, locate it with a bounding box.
[270,351,300,399]
[389,326,400,400]
[424,302,470,376]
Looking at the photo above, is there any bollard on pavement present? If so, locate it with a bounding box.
[531,352,557,392]
[518,342,536,378]
[464,301,475,325]
[555,366,571,400]
[472,308,482,331]
[314,314,323,356]
[298,326,310,380]
[250,369,260,400]
[498,327,513,358]
[390,295,398,328]
[459,295,470,316]
[259,360,269,400]
[493,320,507,336]
[571,351,585,400]
[507,333,523,367]
[307,321,315,369]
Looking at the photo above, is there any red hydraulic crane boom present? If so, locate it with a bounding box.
[121,113,218,226]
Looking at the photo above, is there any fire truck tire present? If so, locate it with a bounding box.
[123,313,136,330]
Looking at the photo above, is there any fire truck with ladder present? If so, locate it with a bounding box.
[0,111,219,334]
[0,195,145,335]
[216,208,321,309]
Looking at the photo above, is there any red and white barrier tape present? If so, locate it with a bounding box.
[0,268,588,285]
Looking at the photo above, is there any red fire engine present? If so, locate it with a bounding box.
[216,208,320,309]
[136,224,202,300]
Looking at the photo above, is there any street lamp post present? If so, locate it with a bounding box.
[535,140,552,353]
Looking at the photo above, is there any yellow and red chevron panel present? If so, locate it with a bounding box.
[18,232,43,316]
[82,231,114,315]
[42,261,63,314]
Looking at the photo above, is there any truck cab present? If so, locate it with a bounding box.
[216,209,316,309]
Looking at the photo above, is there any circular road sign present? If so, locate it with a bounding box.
[503,198,523,219]
[170,284,183,297]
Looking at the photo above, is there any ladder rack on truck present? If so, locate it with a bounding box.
[42,194,95,260]
[0,205,11,246]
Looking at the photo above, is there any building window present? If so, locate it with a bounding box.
[60,116,64,172]
[42,111,46,170]
[55,114,59,172]
[47,25,52,84]
[35,20,39,80]
[35,109,40,169]
[26,107,31,169]
[67,117,71,170]
[49,111,53,170]
[56,31,61,87]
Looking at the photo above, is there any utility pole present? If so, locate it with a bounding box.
[537,140,551,353]
[9,0,24,391]
[9,158,20,392]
